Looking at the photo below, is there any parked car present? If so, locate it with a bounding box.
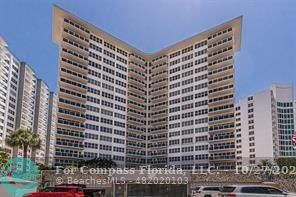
[24,186,85,197]
[219,185,296,197]
[192,186,221,197]
[83,188,105,197]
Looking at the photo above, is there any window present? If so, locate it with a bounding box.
[241,187,282,194]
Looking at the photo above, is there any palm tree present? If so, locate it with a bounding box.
[5,128,41,171]
[257,159,273,169]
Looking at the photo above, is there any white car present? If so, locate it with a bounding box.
[219,185,296,197]
[192,186,221,197]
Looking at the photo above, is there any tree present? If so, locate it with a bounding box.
[276,157,296,169]
[257,159,273,169]
[0,148,10,167]
[5,128,41,172]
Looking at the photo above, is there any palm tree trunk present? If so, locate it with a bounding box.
[23,145,28,173]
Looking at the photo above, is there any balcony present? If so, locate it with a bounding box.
[208,46,233,62]
[150,95,168,105]
[208,37,233,51]
[126,150,146,157]
[126,141,146,149]
[128,92,146,103]
[208,85,234,99]
[151,56,167,65]
[55,152,84,159]
[208,105,234,117]
[127,119,145,127]
[57,121,85,132]
[128,84,146,96]
[148,142,167,149]
[63,18,90,37]
[209,144,235,152]
[127,125,146,134]
[150,87,168,97]
[129,54,146,65]
[61,74,86,89]
[208,97,234,109]
[150,71,168,81]
[127,133,146,141]
[208,115,234,126]
[60,57,88,74]
[56,129,84,140]
[209,155,236,161]
[208,123,235,134]
[208,28,233,44]
[150,119,168,127]
[128,68,146,80]
[128,76,146,88]
[129,61,146,72]
[62,38,89,57]
[127,101,146,111]
[58,100,86,113]
[208,76,234,91]
[56,141,84,149]
[63,27,89,45]
[61,48,88,66]
[209,134,235,142]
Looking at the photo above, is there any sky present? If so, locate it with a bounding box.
[0,0,295,100]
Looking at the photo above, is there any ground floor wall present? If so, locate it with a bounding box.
[41,170,296,196]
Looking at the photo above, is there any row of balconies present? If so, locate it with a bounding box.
[64,18,90,34]
[209,144,235,151]
[62,37,88,56]
[127,133,146,140]
[209,134,235,142]
[56,128,84,139]
[209,123,235,132]
[208,46,233,62]
[148,142,167,148]
[63,27,89,45]
[208,36,233,49]
[55,151,84,159]
[56,140,84,149]
[61,47,88,64]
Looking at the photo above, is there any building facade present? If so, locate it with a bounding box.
[14,62,37,158]
[0,37,20,151]
[236,84,296,167]
[0,36,57,166]
[53,6,242,169]
[45,92,58,167]
[32,79,50,165]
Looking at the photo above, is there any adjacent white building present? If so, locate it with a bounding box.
[45,92,58,167]
[236,84,296,167]
[32,79,50,165]
[0,37,20,151]
[0,36,57,166]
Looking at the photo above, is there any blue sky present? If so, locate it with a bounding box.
[0,0,295,100]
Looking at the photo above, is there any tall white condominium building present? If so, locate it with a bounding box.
[32,82,57,167]
[14,62,37,157]
[45,92,58,167]
[53,6,242,169]
[16,65,58,166]
[236,84,296,168]
[0,37,57,166]
[0,37,20,150]
[32,79,50,165]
